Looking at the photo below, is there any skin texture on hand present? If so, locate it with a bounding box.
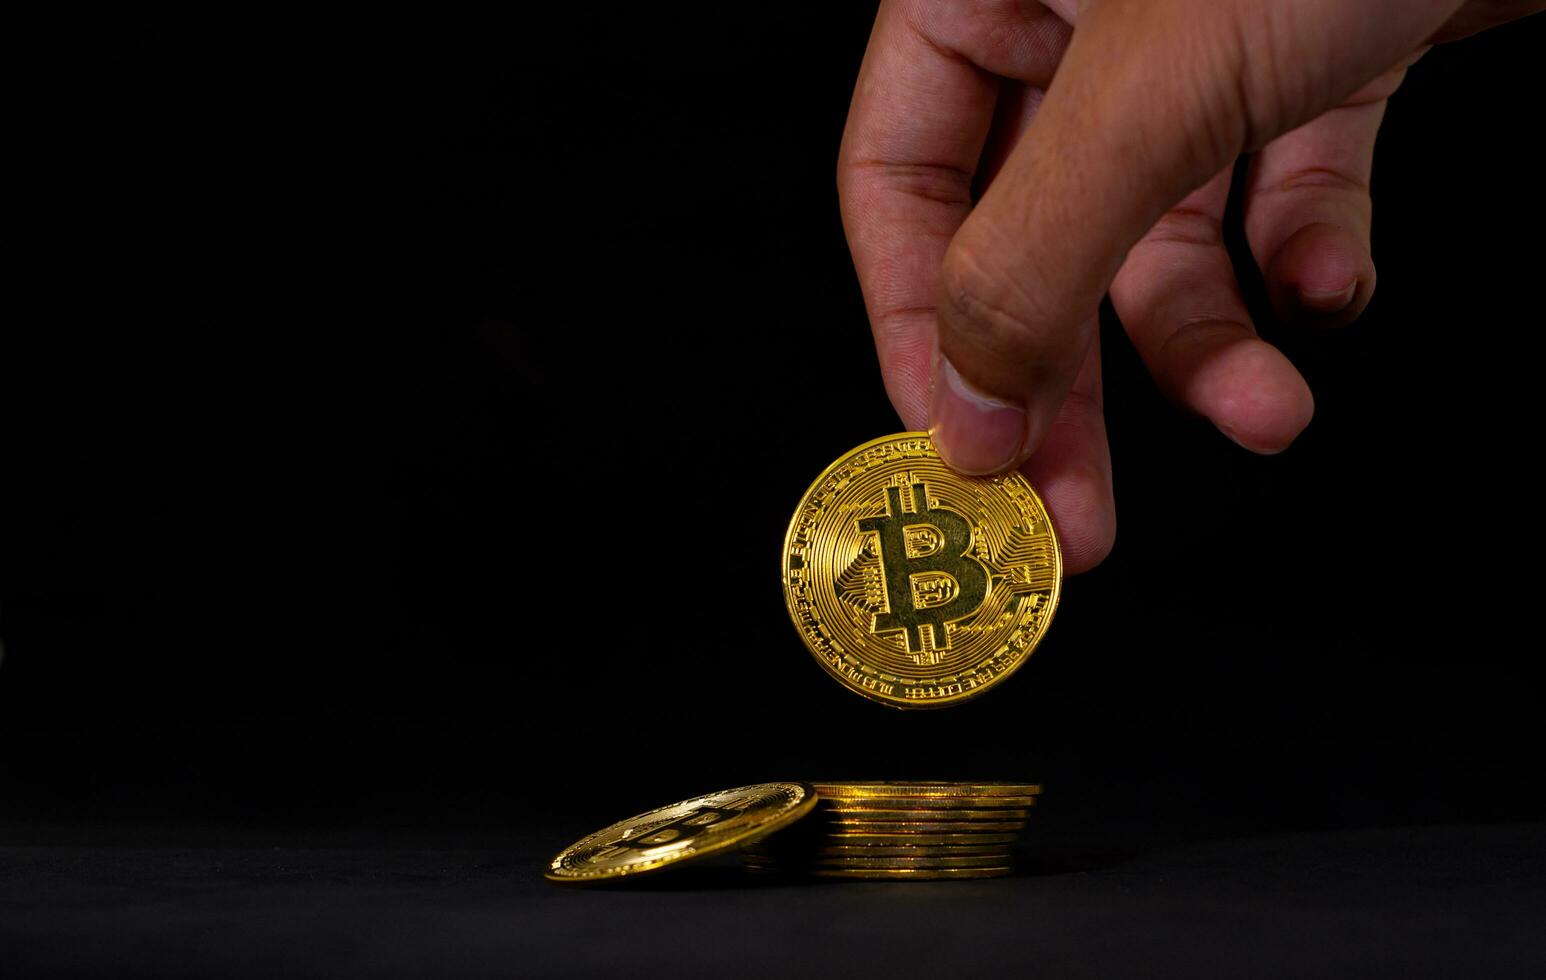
[838,0,1544,574]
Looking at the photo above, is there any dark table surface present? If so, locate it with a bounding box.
[4,821,1543,978]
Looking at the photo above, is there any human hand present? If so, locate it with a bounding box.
[838,0,1543,573]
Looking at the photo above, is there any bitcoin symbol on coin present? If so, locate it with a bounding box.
[858,483,987,652]
[546,783,817,882]
[597,805,740,855]
[782,433,1062,709]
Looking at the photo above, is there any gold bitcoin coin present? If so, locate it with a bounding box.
[783,434,1061,708]
[817,795,1040,810]
[817,820,1025,833]
[820,832,1018,846]
[746,844,1012,858]
[807,866,1012,880]
[778,854,1012,870]
[745,850,1012,863]
[817,808,1031,821]
[813,781,1041,798]
[739,857,1009,868]
[545,782,815,883]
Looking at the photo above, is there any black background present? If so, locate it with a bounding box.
[4,8,1544,857]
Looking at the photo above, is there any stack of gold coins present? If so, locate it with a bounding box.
[742,781,1040,880]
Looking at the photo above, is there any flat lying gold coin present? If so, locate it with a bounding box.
[545,782,815,883]
[783,434,1061,708]
[818,808,1031,821]
[813,781,1041,797]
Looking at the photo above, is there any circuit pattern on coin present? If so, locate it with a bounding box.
[783,433,1061,708]
[546,782,815,882]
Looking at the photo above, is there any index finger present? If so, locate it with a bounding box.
[837,1,1063,428]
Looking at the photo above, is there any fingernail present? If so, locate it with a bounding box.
[1214,420,1270,455]
[928,354,1026,475]
[1296,280,1357,315]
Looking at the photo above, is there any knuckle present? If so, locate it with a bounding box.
[938,242,997,328]
[909,0,1066,73]
[1140,205,1224,250]
[1057,386,1105,426]
[938,241,1050,361]
[844,160,975,209]
[1271,165,1368,199]
[1152,317,1255,380]
[868,302,938,391]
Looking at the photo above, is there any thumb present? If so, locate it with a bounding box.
[929,0,1463,474]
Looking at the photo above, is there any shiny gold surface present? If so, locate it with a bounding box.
[546,782,815,882]
[813,781,1041,798]
[746,853,1011,870]
[804,866,1013,880]
[745,843,1012,857]
[783,434,1061,708]
[815,820,1026,833]
[814,794,1040,809]
[818,808,1031,821]
[742,780,1039,879]
[816,832,1019,846]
